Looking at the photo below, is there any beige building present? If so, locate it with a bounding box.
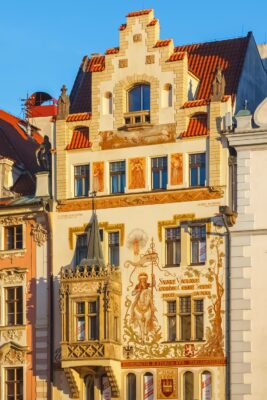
[49,9,267,400]
[228,98,267,400]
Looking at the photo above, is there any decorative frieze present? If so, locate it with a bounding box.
[0,343,26,365]
[2,329,23,341]
[0,216,24,226]
[0,268,26,284]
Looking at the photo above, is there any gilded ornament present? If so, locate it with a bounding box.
[31,223,48,246]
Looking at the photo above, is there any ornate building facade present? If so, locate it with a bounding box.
[51,8,267,400]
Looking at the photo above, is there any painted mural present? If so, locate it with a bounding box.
[128,158,146,189]
[93,161,104,192]
[170,153,183,185]
[123,229,225,360]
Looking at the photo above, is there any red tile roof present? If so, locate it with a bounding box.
[175,35,250,100]
[66,112,91,122]
[66,128,92,150]
[127,9,152,17]
[147,18,158,26]
[119,24,127,31]
[106,47,119,55]
[180,114,209,138]
[154,39,172,48]
[0,109,41,195]
[168,52,186,62]
[183,95,230,108]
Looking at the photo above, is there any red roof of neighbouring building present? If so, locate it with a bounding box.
[180,114,209,138]
[66,128,92,150]
[0,110,42,195]
[66,112,91,122]
[127,9,152,17]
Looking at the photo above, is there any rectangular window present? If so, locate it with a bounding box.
[151,156,168,190]
[194,299,204,340]
[191,225,206,264]
[167,300,177,341]
[180,296,191,341]
[5,287,23,326]
[75,300,98,341]
[189,153,206,187]
[165,228,181,266]
[76,234,87,265]
[74,165,89,197]
[110,161,125,194]
[5,225,23,250]
[5,367,23,400]
[108,232,119,266]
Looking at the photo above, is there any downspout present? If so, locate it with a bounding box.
[220,208,232,400]
[42,199,54,399]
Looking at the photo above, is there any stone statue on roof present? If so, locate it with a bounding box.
[36,135,52,172]
[211,66,226,101]
[57,84,70,120]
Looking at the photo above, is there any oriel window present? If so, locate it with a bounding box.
[74,165,89,197]
[75,300,98,341]
[5,287,23,326]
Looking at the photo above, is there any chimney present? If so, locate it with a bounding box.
[235,101,252,131]
[35,171,50,197]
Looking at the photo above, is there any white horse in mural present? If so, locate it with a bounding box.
[131,279,156,342]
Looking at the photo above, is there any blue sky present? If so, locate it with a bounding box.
[0,0,266,117]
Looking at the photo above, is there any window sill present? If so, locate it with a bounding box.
[190,262,206,266]
[164,264,180,268]
[0,249,26,258]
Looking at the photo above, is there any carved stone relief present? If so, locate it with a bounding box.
[0,269,26,284]
[2,329,23,341]
[146,55,155,64]
[31,223,48,246]
[119,59,128,68]
[133,33,142,42]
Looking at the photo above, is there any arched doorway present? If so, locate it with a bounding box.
[84,375,94,400]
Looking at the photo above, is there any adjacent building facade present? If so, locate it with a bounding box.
[51,9,267,400]
[228,98,267,400]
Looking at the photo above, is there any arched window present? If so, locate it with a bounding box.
[127,373,136,400]
[184,371,194,400]
[103,91,112,115]
[201,371,212,400]
[143,372,153,399]
[128,84,150,112]
[162,83,172,107]
[84,375,94,400]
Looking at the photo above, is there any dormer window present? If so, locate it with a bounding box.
[124,84,150,126]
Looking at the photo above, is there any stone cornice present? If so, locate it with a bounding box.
[227,130,267,147]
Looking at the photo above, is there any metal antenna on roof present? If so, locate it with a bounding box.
[244,100,248,110]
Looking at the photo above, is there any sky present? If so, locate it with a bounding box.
[0,0,267,117]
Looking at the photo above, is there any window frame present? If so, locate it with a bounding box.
[189,153,206,187]
[179,296,192,341]
[128,84,150,112]
[4,225,23,251]
[194,299,204,341]
[5,367,23,400]
[110,161,126,194]
[166,300,177,341]
[108,231,120,267]
[74,299,99,341]
[5,286,23,326]
[165,227,181,267]
[190,225,206,265]
[74,164,90,198]
[151,156,168,190]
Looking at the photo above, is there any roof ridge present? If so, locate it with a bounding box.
[175,33,250,50]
